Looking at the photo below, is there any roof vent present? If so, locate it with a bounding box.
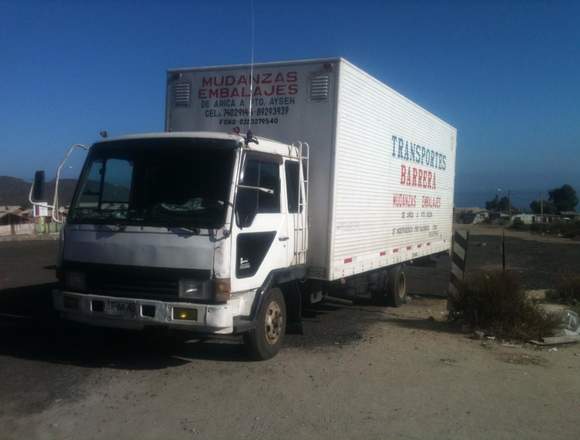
[310,75,330,101]
[173,81,191,107]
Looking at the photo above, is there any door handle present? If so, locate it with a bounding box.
[278,236,289,241]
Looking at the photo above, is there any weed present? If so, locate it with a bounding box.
[451,270,560,340]
[551,273,580,305]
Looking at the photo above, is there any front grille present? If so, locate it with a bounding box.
[87,271,179,299]
[62,261,211,302]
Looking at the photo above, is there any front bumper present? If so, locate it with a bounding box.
[53,290,236,334]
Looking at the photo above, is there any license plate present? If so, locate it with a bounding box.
[108,301,137,317]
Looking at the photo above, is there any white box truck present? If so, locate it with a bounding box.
[44,58,456,359]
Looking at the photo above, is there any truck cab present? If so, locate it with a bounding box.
[52,131,308,359]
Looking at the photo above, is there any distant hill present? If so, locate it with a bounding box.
[0,176,77,207]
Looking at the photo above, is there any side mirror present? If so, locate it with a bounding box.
[31,170,46,202]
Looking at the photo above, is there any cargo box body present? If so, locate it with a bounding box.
[166,58,457,281]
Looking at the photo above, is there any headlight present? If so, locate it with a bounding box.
[178,279,229,302]
[65,272,86,291]
[178,279,211,300]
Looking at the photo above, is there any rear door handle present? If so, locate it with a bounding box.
[278,236,289,241]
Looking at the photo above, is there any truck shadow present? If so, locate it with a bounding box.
[0,283,252,367]
[0,284,386,366]
[386,316,463,335]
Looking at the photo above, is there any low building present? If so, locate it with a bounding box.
[0,206,29,225]
[559,211,580,222]
[454,207,489,224]
[511,213,535,225]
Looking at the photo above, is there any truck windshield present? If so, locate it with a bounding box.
[68,138,237,229]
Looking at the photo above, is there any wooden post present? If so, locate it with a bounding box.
[502,228,506,273]
[448,229,470,311]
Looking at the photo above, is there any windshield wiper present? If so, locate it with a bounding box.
[167,226,201,235]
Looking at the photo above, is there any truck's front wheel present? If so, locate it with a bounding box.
[244,288,286,360]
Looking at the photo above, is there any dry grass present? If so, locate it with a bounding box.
[529,221,580,239]
[552,273,580,305]
[451,270,560,340]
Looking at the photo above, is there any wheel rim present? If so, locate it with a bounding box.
[264,300,283,345]
[398,272,407,300]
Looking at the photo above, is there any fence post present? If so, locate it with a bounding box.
[448,229,470,312]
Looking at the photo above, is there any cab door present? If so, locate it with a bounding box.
[283,159,305,266]
[231,153,289,292]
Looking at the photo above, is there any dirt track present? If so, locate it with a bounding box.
[1,227,579,439]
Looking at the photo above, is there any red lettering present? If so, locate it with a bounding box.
[198,89,207,99]
[262,73,272,84]
[399,166,438,191]
[202,77,213,87]
[286,71,298,82]
[288,84,298,95]
[393,193,417,207]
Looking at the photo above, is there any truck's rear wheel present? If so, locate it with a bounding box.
[244,288,286,360]
[370,269,389,306]
[387,265,407,307]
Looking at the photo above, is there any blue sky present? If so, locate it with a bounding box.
[1,0,579,207]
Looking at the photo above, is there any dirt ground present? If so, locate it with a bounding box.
[1,226,579,439]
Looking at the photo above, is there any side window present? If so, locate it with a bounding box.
[236,156,280,227]
[257,160,280,213]
[285,160,300,213]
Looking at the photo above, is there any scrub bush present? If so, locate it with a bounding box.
[451,270,559,340]
[551,273,580,305]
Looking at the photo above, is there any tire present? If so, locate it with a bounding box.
[370,270,389,306]
[244,288,286,360]
[386,265,407,307]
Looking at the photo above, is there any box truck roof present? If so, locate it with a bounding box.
[98,131,244,143]
[167,57,344,73]
[167,57,454,131]
[93,131,296,157]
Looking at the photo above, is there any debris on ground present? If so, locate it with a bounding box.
[473,330,486,340]
[558,310,579,336]
[529,336,580,346]
[501,343,522,349]
[526,289,548,301]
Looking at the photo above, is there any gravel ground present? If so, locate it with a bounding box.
[1,227,579,439]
